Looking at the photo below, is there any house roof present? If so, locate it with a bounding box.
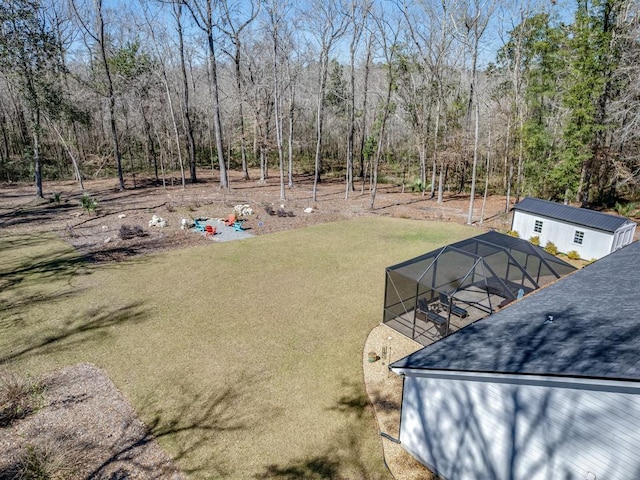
[390,240,640,382]
[513,197,635,233]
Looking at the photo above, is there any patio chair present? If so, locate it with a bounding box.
[205,225,216,236]
[223,214,236,226]
[415,298,448,337]
[233,220,245,232]
[193,219,206,232]
[439,292,468,318]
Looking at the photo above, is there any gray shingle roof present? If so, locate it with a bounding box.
[513,197,635,233]
[391,240,640,381]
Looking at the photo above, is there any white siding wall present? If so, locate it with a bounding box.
[512,211,615,259]
[400,375,640,480]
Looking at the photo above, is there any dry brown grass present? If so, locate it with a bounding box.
[9,439,82,480]
[0,217,475,478]
[0,368,44,428]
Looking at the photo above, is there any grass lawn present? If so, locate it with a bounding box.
[0,217,474,479]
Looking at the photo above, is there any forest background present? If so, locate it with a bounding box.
[1,0,639,219]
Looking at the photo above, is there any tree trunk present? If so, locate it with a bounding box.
[93,0,124,191]
[160,69,186,189]
[233,38,249,181]
[467,102,479,225]
[175,3,197,183]
[32,111,43,198]
[312,46,329,202]
[359,34,373,181]
[205,28,228,189]
[271,9,285,201]
[49,118,84,191]
[287,63,295,188]
[140,103,158,181]
[345,1,364,198]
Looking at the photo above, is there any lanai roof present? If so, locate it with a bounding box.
[391,240,640,381]
[513,197,635,233]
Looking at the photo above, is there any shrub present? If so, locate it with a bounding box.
[506,230,519,238]
[566,250,581,260]
[48,192,62,205]
[529,235,540,246]
[0,369,44,427]
[614,201,637,217]
[119,224,145,240]
[276,208,295,217]
[80,193,98,214]
[544,241,558,255]
[410,180,424,193]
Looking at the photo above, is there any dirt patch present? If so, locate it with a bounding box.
[0,171,513,263]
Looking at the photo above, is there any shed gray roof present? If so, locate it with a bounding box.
[391,240,640,381]
[513,197,635,233]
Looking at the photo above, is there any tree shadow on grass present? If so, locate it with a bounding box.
[254,380,388,480]
[329,380,370,419]
[255,456,342,480]
[0,201,77,231]
[0,233,121,315]
[329,379,398,418]
[254,426,377,480]
[86,389,242,478]
[0,236,88,291]
[0,302,150,364]
[87,372,265,479]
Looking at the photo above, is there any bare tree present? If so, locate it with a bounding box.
[284,44,300,188]
[452,0,496,224]
[183,0,228,189]
[140,0,186,188]
[44,0,86,190]
[398,0,461,203]
[219,0,259,181]
[304,0,348,202]
[345,0,370,198]
[70,0,126,191]
[172,1,197,183]
[263,0,288,200]
[369,13,401,209]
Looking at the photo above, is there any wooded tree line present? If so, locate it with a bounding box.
[1,0,638,213]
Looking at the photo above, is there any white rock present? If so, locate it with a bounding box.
[148,214,160,227]
[118,214,126,219]
[101,225,108,230]
[104,237,111,243]
[304,207,314,214]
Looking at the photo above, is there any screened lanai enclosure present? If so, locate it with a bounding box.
[384,231,577,345]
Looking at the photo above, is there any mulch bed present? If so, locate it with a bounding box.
[0,364,184,479]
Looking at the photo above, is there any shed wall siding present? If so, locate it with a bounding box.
[512,211,615,259]
[400,376,640,480]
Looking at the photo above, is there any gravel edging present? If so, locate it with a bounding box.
[0,363,185,479]
[363,324,435,480]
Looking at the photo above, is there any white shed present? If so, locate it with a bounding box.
[511,197,636,260]
[390,240,640,480]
